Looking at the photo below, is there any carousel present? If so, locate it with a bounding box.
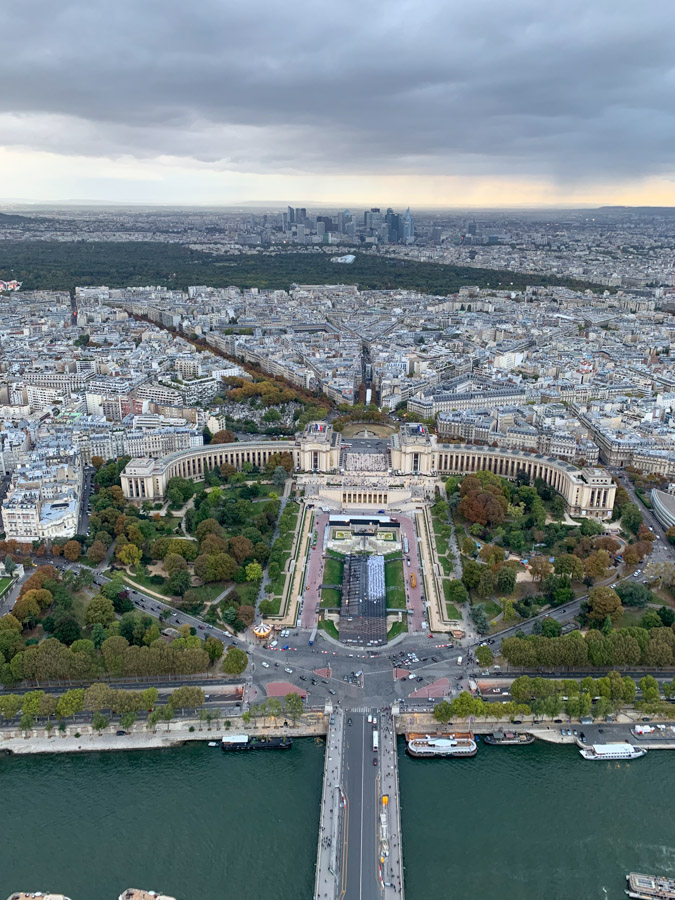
[252,621,272,641]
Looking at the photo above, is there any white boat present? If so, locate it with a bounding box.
[579,742,646,761]
[407,735,477,757]
[208,741,218,747]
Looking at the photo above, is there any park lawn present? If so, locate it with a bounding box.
[321,587,341,608]
[187,582,230,604]
[122,570,172,598]
[319,619,339,640]
[69,590,90,626]
[323,556,344,587]
[445,602,462,620]
[268,573,287,596]
[0,576,12,598]
[439,556,454,576]
[432,525,450,556]
[262,596,282,616]
[385,559,406,609]
[479,599,502,620]
[387,619,408,640]
[231,581,259,605]
[619,608,647,628]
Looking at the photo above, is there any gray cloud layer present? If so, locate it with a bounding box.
[3,0,675,181]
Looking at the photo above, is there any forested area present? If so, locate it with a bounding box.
[0,241,598,293]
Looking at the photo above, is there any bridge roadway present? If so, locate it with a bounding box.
[314,707,404,900]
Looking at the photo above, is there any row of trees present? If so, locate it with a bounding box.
[0,684,214,734]
[502,621,675,669]
[0,629,216,686]
[433,674,675,724]
[509,672,674,718]
[243,692,304,725]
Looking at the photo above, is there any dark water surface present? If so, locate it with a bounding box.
[0,739,324,900]
[398,739,675,900]
[2,738,674,900]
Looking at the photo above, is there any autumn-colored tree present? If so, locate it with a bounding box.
[528,556,553,582]
[583,549,610,581]
[88,540,107,564]
[458,490,506,527]
[587,586,623,624]
[211,430,235,444]
[63,540,82,562]
[21,588,53,611]
[554,553,584,581]
[12,594,41,624]
[91,456,105,470]
[19,565,57,596]
[623,546,640,568]
[115,542,142,568]
[228,535,255,565]
[237,604,256,627]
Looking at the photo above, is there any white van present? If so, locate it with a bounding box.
[457,656,463,665]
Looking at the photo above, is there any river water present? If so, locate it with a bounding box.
[0,740,324,900]
[1,739,673,899]
[398,739,675,900]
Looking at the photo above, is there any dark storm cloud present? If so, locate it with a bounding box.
[3,0,675,180]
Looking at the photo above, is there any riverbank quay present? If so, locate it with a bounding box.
[0,712,329,756]
[394,712,675,751]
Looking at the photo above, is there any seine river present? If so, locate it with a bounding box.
[1,739,674,899]
[399,739,675,900]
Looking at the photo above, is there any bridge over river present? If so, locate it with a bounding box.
[314,706,405,900]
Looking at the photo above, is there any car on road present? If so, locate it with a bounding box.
[347,718,352,726]
[299,675,307,681]
[417,677,424,682]
[116,730,127,736]
[261,661,270,668]
[328,689,336,695]
[373,758,378,766]
[284,667,293,674]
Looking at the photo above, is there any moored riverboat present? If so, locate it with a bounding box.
[483,730,534,746]
[580,743,646,761]
[626,872,675,899]
[407,735,477,758]
[119,891,177,900]
[221,733,292,751]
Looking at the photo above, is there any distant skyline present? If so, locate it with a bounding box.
[4,0,675,206]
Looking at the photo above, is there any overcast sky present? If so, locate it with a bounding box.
[3,0,675,206]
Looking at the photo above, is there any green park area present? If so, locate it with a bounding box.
[0,241,601,294]
[385,558,406,609]
[429,500,457,585]
[321,554,344,608]
[0,576,13,598]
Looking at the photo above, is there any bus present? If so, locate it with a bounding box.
[403,536,409,554]
[308,627,317,646]
[410,572,417,589]
[372,730,379,752]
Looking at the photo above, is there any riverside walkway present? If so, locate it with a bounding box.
[314,706,405,900]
